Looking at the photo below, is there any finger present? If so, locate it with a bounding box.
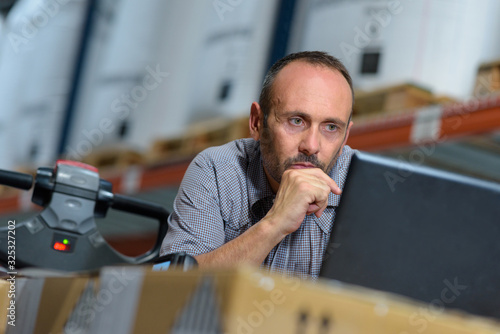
[329,179,342,195]
[303,168,341,195]
[306,203,320,215]
[306,189,329,216]
[306,203,327,218]
[315,207,325,218]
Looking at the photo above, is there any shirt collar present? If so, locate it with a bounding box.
[328,145,355,207]
[247,143,275,220]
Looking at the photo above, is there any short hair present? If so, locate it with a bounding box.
[258,51,354,124]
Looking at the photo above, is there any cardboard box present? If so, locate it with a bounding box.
[0,279,10,334]
[8,267,500,333]
[4,275,92,334]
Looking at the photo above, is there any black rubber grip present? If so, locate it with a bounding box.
[111,194,169,221]
[0,169,33,190]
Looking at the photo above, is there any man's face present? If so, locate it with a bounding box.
[251,61,353,191]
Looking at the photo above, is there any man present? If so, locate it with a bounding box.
[160,51,355,279]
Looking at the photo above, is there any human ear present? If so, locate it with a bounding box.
[249,102,263,141]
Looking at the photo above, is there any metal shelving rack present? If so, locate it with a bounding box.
[348,95,500,151]
[1,95,500,215]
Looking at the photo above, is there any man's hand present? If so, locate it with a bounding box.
[264,168,341,237]
[196,168,340,269]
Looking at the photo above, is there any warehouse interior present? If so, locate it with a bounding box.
[0,0,500,332]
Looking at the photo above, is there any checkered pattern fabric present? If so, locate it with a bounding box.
[160,138,355,279]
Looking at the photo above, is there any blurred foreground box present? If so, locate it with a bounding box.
[4,266,500,333]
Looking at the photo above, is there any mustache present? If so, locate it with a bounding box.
[283,154,325,170]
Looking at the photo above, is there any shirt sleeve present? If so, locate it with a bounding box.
[160,151,226,257]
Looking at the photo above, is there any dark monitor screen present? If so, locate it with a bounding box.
[320,151,500,320]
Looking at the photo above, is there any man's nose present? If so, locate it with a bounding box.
[299,128,320,156]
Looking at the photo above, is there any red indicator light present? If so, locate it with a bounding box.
[53,242,69,251]
[52,234,74,252]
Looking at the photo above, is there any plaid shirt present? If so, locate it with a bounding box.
[160,138,355,279]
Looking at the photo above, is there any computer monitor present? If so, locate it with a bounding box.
[320,151,500,320]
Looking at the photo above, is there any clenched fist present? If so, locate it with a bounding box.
[264,168,341,237]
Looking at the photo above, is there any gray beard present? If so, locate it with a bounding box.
[260,142,342,185]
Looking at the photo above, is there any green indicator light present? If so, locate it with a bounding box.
[63,239,69,245]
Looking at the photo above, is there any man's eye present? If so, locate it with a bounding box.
[290,118,302,125]
[326,124,338,131]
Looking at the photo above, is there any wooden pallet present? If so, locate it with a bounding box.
[353,83,450,117]
[80,145,144,171]
[147,116,250,164]
[473,59,500,98]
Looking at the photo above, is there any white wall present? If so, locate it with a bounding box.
[67,0,169,156]
[0,0,87,169]
[0,0,88,169]
[291,0,500,99]
[67,0,280,154]
[0,14,9,170]
[126,0,212,147]
[187,0,280,122]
